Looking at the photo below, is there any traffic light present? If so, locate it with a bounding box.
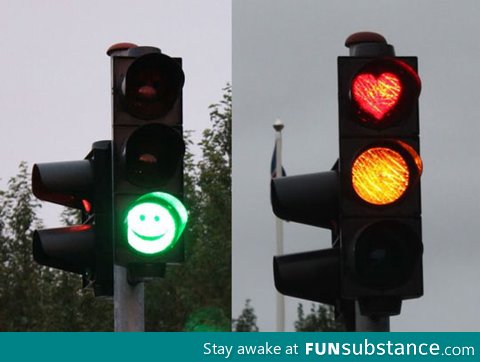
[338,36,423,316]
[271,33,423,318]
[32,140,113,296]
[271,169,341,305]
[107,44,187,278]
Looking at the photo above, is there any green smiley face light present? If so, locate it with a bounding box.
[125,192,188,255]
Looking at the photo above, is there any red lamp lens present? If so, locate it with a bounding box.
[352,72,402,122]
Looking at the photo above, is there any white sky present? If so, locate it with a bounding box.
[233,0,480,331]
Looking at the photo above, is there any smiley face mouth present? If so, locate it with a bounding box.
[132,229,167,241]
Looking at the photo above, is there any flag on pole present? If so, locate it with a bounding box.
[271,142,286,178]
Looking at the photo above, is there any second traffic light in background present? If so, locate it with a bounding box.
[338,33,423,316]
[108,44,188,278]
[271,33,424,319]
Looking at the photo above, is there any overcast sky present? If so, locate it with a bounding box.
[233,0,480,331]
[0,0,231,226]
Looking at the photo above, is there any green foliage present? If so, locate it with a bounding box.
[60,207,82,226]
[0,162,44,330]
[184,307,231,332]
[145,84,232,331]
[294,303,345,332]
[233,299,259,332]
[0,162,112,331]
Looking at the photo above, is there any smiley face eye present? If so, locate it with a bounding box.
[140,214,146,221]
[154,215,160,222]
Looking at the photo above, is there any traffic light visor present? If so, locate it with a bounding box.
[32,160,93,209]
[124,124,185,188]
[355,221,422,289]
[122,53,184,120]
[125,192,188,255]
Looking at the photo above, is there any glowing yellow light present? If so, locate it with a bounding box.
[352,147,409,205]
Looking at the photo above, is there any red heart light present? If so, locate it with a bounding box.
[352,72,402,121]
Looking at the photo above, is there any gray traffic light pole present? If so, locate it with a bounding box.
[273,119,285,332]
[355,302,389,332]
[114,265,145,331]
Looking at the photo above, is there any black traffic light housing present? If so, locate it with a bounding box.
[32,140,113,296]
[271,170,338,229]
[271,165,341,306]
[108,44,187,279]
[338,35,423,316]
[273,248,340,306]
[31,43,188,295]
[271,32,423,319]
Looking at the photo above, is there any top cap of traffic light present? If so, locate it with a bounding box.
[350,59,421,128]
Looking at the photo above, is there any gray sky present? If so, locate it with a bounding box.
[233,0,480,331]
[0,0,231,226]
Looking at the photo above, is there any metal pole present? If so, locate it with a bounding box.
[114,265,145,331]
[354,302,390,332]
[273,119,285,332]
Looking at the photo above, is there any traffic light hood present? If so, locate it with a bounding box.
[32,160,93,210]
[124,123,185,188]
[271,171,338,229]
[122,52,185,120]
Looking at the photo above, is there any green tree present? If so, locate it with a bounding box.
[0,162,45,330]
[233,299,259,332]
[0,163,112,331]
[294,303,345,332]
[145,84,232,331]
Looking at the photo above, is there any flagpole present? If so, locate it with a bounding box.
[273,119,285,332]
